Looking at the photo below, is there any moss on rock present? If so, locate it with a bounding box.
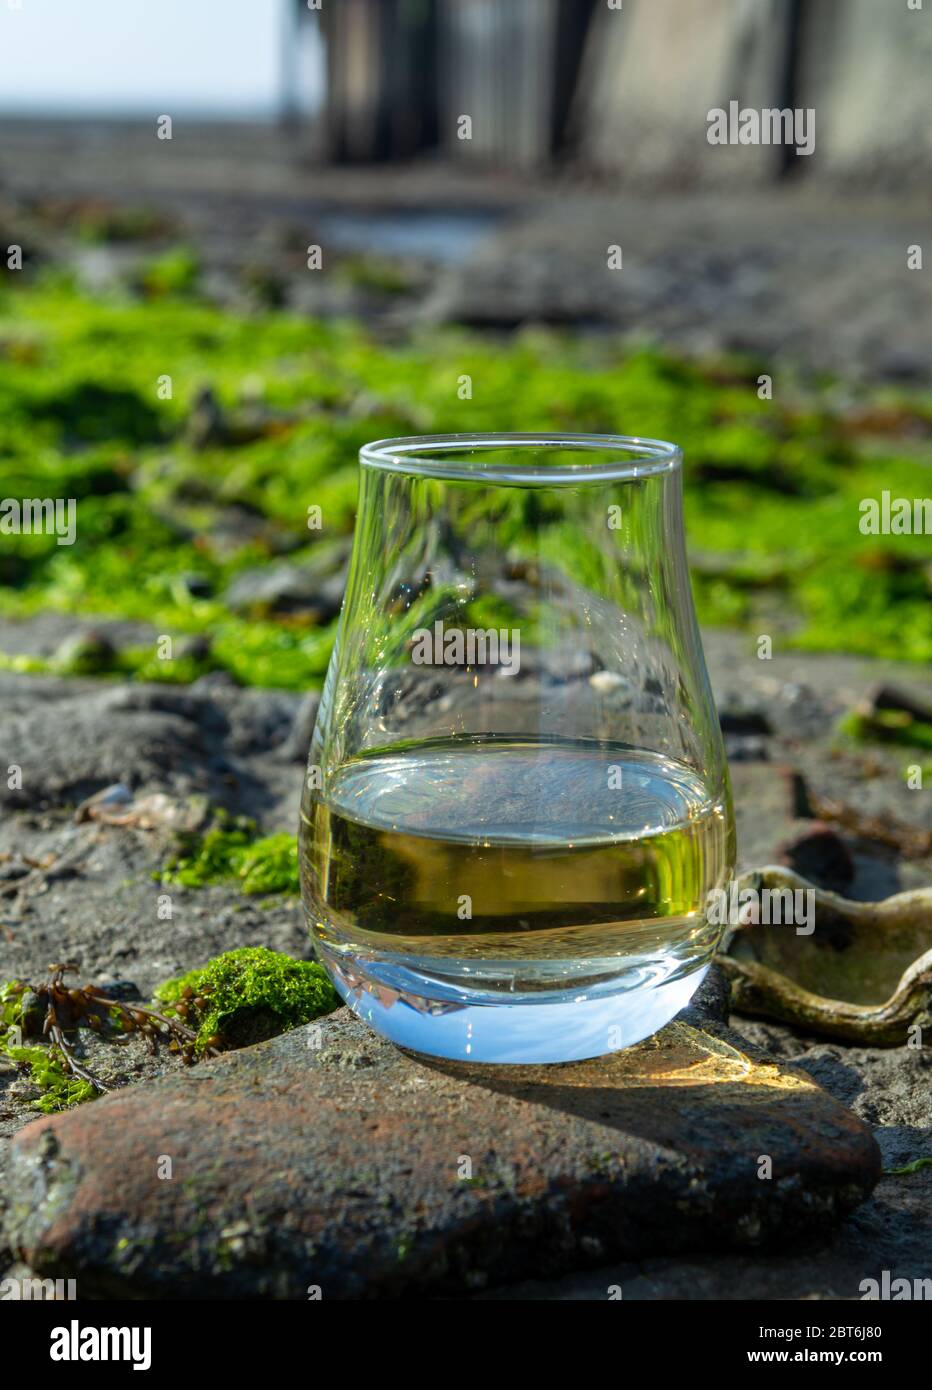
[156,946,339,1052]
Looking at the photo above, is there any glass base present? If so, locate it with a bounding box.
[318,947,711,1064]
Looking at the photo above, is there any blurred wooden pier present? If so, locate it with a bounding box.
[290,0,930,183]
[313,0,595,168]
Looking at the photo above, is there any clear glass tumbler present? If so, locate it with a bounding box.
[299,434,734,1063]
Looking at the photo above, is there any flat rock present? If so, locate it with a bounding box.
[4,969,881,1299]
[0,674,306,812]
[223,560,346,620]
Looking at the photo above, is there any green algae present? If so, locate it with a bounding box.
[1,983,97,1111]
[157,818,300,895]
[135,247,201,298]
[155,946,339,1052]
[336,254,415,296]
[0,948,337,1109]
[0,277,930,684]
[885,1157,932,1176]
[841,709,932,752]
[3,1044,97,1113]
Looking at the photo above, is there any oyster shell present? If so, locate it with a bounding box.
[717,866,932,1045]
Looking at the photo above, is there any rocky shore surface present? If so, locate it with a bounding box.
[1,626,929,1298]
[2,121,929,383]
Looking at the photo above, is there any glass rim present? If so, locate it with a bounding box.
[359,432,682,483]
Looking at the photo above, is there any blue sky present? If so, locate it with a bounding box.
[0,0,323,116]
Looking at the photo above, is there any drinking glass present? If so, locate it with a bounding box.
[299,433,734,1063]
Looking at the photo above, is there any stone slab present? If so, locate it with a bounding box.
[4,970,881,1298]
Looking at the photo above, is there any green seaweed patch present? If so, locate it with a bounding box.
[336,254,416,297]
[0,621,334,693]
[4,1044,97,1113]
[1,982,97,1111]
[156,946,338,1051]
[0,652,50,676]
[3,279,932,670]
[135,247,201,299]
[157,817,300,894]
[885,1157,932,1176]
[75,203,175,245]
[841,709,932,752]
